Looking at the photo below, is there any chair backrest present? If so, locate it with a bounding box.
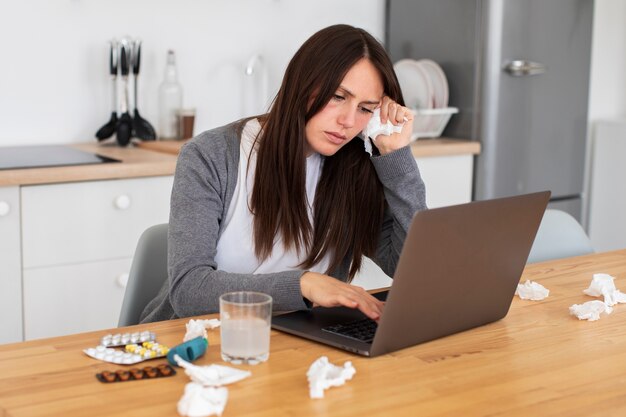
[527,209,594,263]
[118,223,169,327]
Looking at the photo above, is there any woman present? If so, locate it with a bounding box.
[140,24,427,323]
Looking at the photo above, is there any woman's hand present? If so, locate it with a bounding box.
[375,96,414,155]
[300,272,384,321]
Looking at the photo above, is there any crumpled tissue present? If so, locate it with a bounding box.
[307,356,356,399]
[515,280,550,301]
[582,273,626,307]
[177,382,228,417]
[184,319,221,342]
[569,300,613,321]
[174,355,251,386]
[361,108,405,156]
[175,355,251,417]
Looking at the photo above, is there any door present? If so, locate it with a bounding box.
[476,0,594,201]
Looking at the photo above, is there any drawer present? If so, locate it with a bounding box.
[0,186,23,343]
[22,176,173,268]
[23,258,132,340]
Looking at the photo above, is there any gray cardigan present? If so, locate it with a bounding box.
[140,121,427,323]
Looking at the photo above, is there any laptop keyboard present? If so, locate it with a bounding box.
[322,318,378,343]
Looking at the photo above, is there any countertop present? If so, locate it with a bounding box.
[0,143,178,187]
[0,138,479,187]
[137,137,481,158]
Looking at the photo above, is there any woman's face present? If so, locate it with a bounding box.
[305,58,384,156]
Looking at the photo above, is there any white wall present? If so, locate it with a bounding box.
[583,0,626,239]
[588,0,626,122]
[0,0,384,146]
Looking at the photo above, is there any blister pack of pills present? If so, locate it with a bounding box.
[84,341,170,365]
[100,331,156,347]
[96,364,176,383]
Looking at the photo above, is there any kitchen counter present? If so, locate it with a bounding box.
[0,143,178,187]
[137,137,481,158]
[0,138,479,187]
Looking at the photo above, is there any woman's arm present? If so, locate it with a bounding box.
[370,143,427,277]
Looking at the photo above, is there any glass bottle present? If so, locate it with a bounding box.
[158,50,183,140]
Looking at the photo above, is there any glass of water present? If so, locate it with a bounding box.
[219,291,272,365]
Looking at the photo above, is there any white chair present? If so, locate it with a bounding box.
[118,224,169,326]
[527,209,594,263]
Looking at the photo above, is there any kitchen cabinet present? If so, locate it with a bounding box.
[416,154,473,209]
[23,259,132,339]
[20,176,174,340]
[0,186,23,344]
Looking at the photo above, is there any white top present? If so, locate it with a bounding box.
[214,119,331,274]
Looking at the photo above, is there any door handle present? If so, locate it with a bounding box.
[503,60,546,76]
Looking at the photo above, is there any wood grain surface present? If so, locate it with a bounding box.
[136,137,481,158]
[0,143,177,187]
[1,250,626,417]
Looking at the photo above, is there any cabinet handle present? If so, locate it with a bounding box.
[116,273,130,288]
[114,194,131,210]
[0,201,10,217]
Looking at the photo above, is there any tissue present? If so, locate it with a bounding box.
[361,108,405,156]
[515,280,550,301]
[177,382,228,417]
[569,300,613,321]
[582,273,626,307]
[174,355,251,387]
[307,356,356,399]
[184,319,221,342]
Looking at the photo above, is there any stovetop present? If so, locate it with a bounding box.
[0,145,120,170]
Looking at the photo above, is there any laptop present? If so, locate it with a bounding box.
[272,191,551,357]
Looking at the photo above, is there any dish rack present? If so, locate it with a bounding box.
[410,107,458,141]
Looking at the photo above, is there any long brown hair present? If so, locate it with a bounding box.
[250,24,404,279]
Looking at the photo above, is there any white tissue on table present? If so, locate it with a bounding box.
[184,319,221,342]
[582,273,626,307]
[177,382,228,417]
[360,108,405,156]
[515,280,550,301]
[174,355,251,387]
[307,356,356,399]
[569,300,613,321]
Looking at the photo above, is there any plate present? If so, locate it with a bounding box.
[418,59,449,108]
[393,59,434,109]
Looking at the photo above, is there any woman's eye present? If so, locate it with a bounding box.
[359,107,374,114]
[332,94,345,102]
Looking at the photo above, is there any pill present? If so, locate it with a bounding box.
[101,371,117,382]
[130,368,144,379]
[116,370,131,381]
[157,364,173,376]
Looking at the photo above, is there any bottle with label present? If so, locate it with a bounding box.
[158,50,183,140]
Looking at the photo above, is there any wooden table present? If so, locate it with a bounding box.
[2,250,626,417]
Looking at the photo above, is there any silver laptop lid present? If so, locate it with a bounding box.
[370,191,550,356]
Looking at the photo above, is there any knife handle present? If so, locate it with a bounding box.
[109,40,118,76]
[120,44,129,76]
[132,40,141,75]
